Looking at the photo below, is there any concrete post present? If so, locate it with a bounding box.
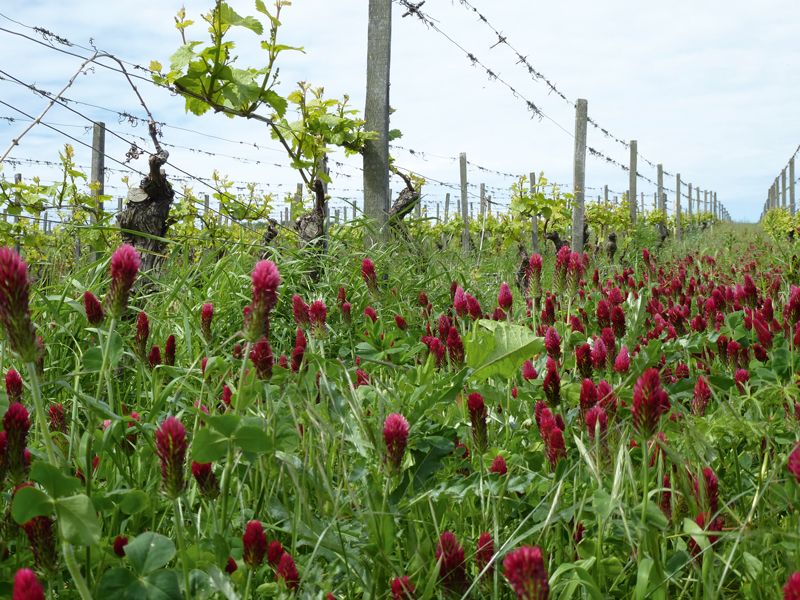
[629,140,637,224]
[791,157,796,216]
[530,172,539,254]
[572,99,588,252]
[460,153,469,257]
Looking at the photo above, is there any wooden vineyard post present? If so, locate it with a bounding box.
[530,172,539,254]
[460,153,469,257]
[571,98,588,253]
[363,0,391,247]
[90,121,105,263]
[696,188,701,218]
[204,195,210,229]
[445,193,450,221]
[436,203,440,222]
[629,140,637,225]
[480,183,486,218]
[783,169,788,210]
[791,157,796,216]
[676,191,682,240]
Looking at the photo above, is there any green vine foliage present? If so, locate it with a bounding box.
[151,1,377,194]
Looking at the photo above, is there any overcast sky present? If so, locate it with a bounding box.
[2,0,799,223]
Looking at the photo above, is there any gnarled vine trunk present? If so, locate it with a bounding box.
[117,123,174,274]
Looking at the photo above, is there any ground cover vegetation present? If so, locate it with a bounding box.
[2,3,800,600]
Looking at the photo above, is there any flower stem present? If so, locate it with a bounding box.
[25,361,57,465]
[172,498,192,597]
[94,318,117,413]
[63,541,94,600]
[244,570,254,600]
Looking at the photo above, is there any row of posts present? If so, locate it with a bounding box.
[761,157,796,220]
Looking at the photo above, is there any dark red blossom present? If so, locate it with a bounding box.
[244,260,280,342]
[6,369,22,403]
[113,535,128,557]
[364,306,377,324]
[134,312,150,363]
[614,347,630,373]
[0,248,41,362]
[528,254,542,299]
[276,552,300,591]
[225,557,238,574]
[523,360,538,381]
[292,295,310,328]
[395,315,408,331]
[164,335,176,367]
[436,532,466,595]
[155,417,187,499]
[476,532,494,578]
[83,291,104,325]
[148,346,161,371]
[632,368,670,438]
[784,573,800,600]
[309,301,327,339]
[735,369,750,394]
[250,337,274,380]
[191,461,220,499]
[384,413,410,474]
[243,521,268,569]
[268,541,285,567]
[692,377,711,417]
[105,244,139,319]
[502,545,549,600]
[468,393,488,453]
[544,327,561,361]
[576,343,592,379]
[447,327,465,367]
[390,576,416,600]
[4,402,30,485]
[12,568,45,600]
[201,303,214,342]
[490,455,507,475]
[22,516,58,576]
[498,282,513,311]
[542,359,560,406]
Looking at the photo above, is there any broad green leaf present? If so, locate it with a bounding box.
[96,568,145,600]
[467,320,545,382]
[207,565,240,600]
[218,3,263,34]
[193,427,229,463]
[683,518,709,552]
[204,414,241,438]
[189,569,213,600]
[142,570,183,600]
[262,90,288,118]
[233,426,270,454]
[119,490,151,515]
[56,494,102,546]
[125,532,177,576]
[12,486,54,524]
[30,461,82,498]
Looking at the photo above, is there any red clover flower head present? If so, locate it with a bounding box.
[585,406,608,444]
[390,576,416,600]
[148,346,161,371]
[83,291,104,325]
[614,347,630,373]
[576,343,592,379]
[268,541,285,567]
[276,552,300,591]
[611,306,626,339]
[164,335,176,367]
[447,326,465,367]
[467,295,482,321]
[105,244,140,319]
[12,568,46,600]
[0,247,41,362]
[292,295,310,328]
[383,413,410,474]
[395,315,408,331]
[191,461,220,499]
[243,521,268,569]
[553,246,571,295]
[548,428,566,468]
[523,360,538,381]
[567,252,584,297]
[361,258,378,294]
[244,260,280,342]
[22,516,58,576]
[468,393,488,454]
[364,306,378,324]
[542,359,560,406]
[502,545,549,600]
[579,379,597,424]
[476,532,494,578]
[735,369,750,394]
[596,300,611,330]
[498,282,513,312]
[692,377,711,416]
[337,287,346,310]
[113,535,129,558]
[155,417,187,499]
[308,300,328,339]
[591,338,607,373]
[632,368,670,438]
[6,369,22,404]
[201,303,214,342]
[544,327,561,362]
[454,286,468,317]
[490,455,507,475]
[48,404,66,434]
[436,531,467,595]
[4,402,31,485]
[134,312,150,363]
[342,302,351,326]
[784,572,800,600]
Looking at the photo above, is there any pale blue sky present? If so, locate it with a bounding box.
[1,0,799,222]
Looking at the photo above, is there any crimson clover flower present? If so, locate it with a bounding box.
[12,568,46,600]
[383,413,410,474]
[105,244,139,319]
[502,545,549,600]
[243,521,267,569]
[155,417,187,499]
[436,531,466,595]
[276,552,300,591]
[201,302,214,342]
[244,260,280,342]
[0,247,41,362]
[191,461,220,499]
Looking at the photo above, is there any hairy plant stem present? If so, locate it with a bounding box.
[27,363,94,599]
[26,361,57,465]
[220,339,252,534]
[172,498,192,597]
[94,318,118,413]
[244,570,254,600]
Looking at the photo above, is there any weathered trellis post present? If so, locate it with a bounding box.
[790,157,796,216]
[571,99,588,253]
[90,121,105,264]
[480,183,486,218]
[529,172,539,254]
[436,203,440,222]
[445,193,450,221]
[204,195,210,228]
[782,169,788,210]
[363,0,391,247]
[676,193,682,240]
[460,153,469,257]
[629,140,637,225]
